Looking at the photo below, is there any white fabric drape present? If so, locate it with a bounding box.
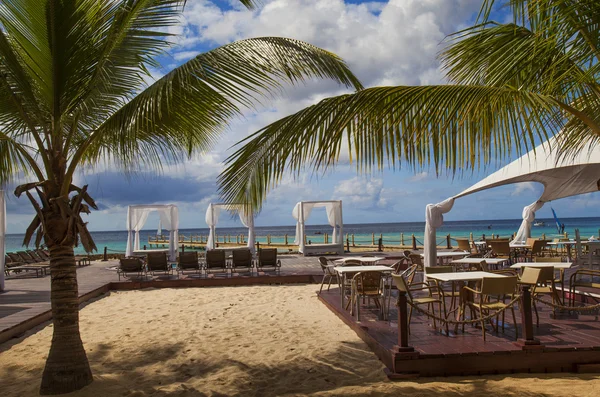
[424,198,455,269]
[126,205,179,261]
[293,201,343,253]
[512,201,544,244]
[0,190,6,291]
[205,204,255,253]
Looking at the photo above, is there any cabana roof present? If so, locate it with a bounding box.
[455,136,600,202]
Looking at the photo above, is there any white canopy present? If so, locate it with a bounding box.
[126,204,179,261]
[424,136,600,268]
[292,200,343,253]
[205,203,256,254]
[0,190,5,291]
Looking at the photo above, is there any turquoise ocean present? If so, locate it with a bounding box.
[4,217,600,255]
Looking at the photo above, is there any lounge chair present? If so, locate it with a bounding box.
[117,257,146,281]
[16,251,38,264]
[257,248,281,274]
[146,252,172,277]
[12,252,50,275]
[231,249,254,275]
[177,251,201,278]
[204,249,228,277]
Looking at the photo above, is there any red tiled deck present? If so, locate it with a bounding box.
[318,287,600,378]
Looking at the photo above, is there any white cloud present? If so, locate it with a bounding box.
[333,177,389,209]
[407,172,429,182]
[511,182,539,197]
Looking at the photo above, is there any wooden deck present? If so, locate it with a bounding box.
[0,255,326,344]
[318,287,600,378]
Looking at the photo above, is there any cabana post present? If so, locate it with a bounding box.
[293,200,344,256]
[205,203,256,254]
[126,204,179,261]
[424,136,600,269]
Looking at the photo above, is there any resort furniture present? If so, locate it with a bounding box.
[350,271,386,321]
[333,256,384,265]
[126,204,179,261]
[146,251,172,277]
[569,269,600,307]
[489,241,514,263]
[463,276,519,341]
[16,251,39,264]
[420,251,469,266]
[293,200,344,256]
[425,265,461,313]
[318,257,339,293]
[257,248,281,274]
[75,254,91,267]
[231,248,254,275]
[450,257,509,270]
[117,257,146,281]
[4,254,46,277]
[204,249,229,277]
[9,252,50,275]
[205,203,256,255]
[335,265,392,308]
[391,273,445,334]
[456,239,472,253]
[176,251,201,278]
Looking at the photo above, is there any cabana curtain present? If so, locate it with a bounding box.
[0,190,5,291]
[126,204,179,261]
[423,135,600,268]
[205,204,256,254]
[292,201,343,253]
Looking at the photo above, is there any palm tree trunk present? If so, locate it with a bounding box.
[39,244,92,395]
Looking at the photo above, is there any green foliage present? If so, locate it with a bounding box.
[219,0,600,211]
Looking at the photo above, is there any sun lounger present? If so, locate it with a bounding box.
[177,251,201,277]
[146,252,172,276]
[204,250,228,277]
[117,257,146,281]
[231,249,254,275]
[257,248,281,275]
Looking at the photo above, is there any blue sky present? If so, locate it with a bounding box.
[4,0,600,233]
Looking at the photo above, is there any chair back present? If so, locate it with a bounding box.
[147,252,168,271]
[390,259,409,274]
[530,240,546,256]
[355,271,383,293]
[36,249,50,260]
[424,265,452,274]
[519,267,542,285]
[408,254,423,266]
[120,257,143,272]
[206,250,226,269]
[526,237,537,247]
[259,248,278,266]
[534,257,561,263]
[535,266,555,286]
[489,241,511,256]
[480,276,518,296]
[318,257,329,273]
[456,239,471,252]
[232,249,252,267]
[17,251,36,263]
[178,251,198,268]
[391,273,414,301]
[342,259,363,266]
[8,252,23,263]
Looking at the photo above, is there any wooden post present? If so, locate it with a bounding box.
[401,233,404,246]
[542,233,546,240]
[324,233,328,244]
[228,234,231,243]
[446,234,451,249]
[256,241,260,252]
[396,290,412,350]
[267,234,271,244]
[372,233,375,245]
[411,234,417,250]
[352,234,355,246]
[236,235,239,244]
[182,244,185,253]
[102,246,108,261]
[518,285,542,348]
[346,237,350,252]
[284,234,288,245]
[143,245,146,250]
[378,238,383,252]
[469,232,473,242]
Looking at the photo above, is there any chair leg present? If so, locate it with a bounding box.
[356,294,361,322]
[431,303,437,331]
[319,274,327,293]
[408,305,413,335]
[511,306,518,340]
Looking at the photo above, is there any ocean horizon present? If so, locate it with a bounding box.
[5,216,600,254]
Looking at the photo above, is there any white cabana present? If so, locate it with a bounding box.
[293,200,344,256]
[205,203,256,254]
[424,136,600,269]
[0,190,5,291]
[126,204,179,261]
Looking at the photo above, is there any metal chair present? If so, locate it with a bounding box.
[318,257,338,293]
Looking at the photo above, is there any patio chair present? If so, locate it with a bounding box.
[350,271,386,321]
[16,251,38,264]
[463,276,519,341]
[204,249,228,277]
[231,249,254,275]
[318,257,338,293]
[569,269,600,307]
[391,272,446,334]
[117,257,146,281]
[385,264,418,317]
[177,251,201,278]
[146,252,172,276]
[456,239,472,253]
[488,241,513,264]
[516,267,543,327]
[425,265,460,313]
[257,248,281,274]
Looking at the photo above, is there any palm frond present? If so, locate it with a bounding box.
[73,36,362,175]
[218,85,567,211]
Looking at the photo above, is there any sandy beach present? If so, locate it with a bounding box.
[0,284,598,396]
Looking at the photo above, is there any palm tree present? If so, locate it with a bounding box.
[219,0,600,211]
[0,0,362,394]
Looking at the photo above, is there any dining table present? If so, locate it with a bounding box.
[333,265,394,318]
[420,251,470,266]
[426,271,509,332]
[449,257,510,270]
[333,256,385,265]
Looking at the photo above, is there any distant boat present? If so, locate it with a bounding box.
[533,221,545,227]
[314,231,322,235]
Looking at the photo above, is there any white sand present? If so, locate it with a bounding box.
[0,284,597,396]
